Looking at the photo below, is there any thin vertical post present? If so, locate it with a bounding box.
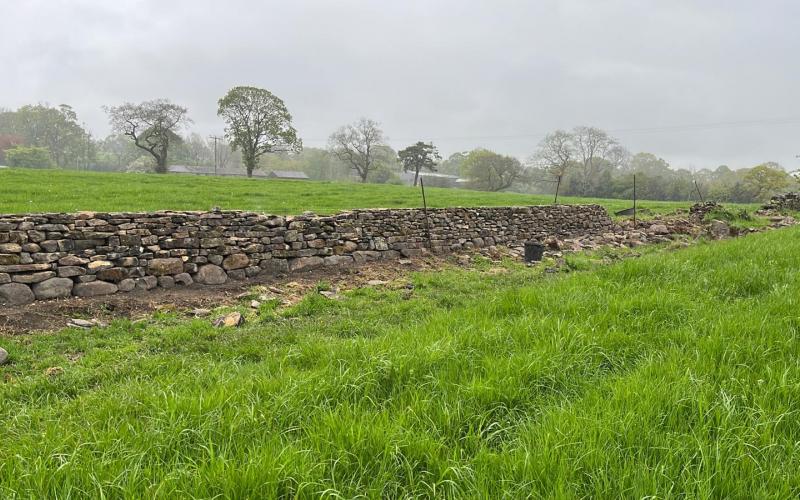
[633,174,637,228]
[554,173,562,204]
[208,135,222,176]
[420,178,431,248]
[694,179,704,203]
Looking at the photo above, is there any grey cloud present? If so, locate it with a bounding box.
[2,0,799,169]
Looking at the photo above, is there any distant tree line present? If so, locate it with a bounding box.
[0,94,796,203]
[527,127,797,203]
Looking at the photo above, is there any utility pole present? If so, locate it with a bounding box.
[208,135,223,175]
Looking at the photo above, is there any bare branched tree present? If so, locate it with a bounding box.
[105,99,190,173]
[328,118,385,183]
[571,126,617,196]
[605,144,631,170]
[531,130,575,202]
[532,130,574,178]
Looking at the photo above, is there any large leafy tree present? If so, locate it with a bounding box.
[328,118,386,183]
[463,149,529,192]
[437,151,469,176]
[397,141,441,186]
[743,162,792,201]
[105,99,190,173]
[217,86,301,178]
[0,104,91,168]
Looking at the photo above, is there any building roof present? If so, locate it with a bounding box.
[269,170,310,179]
[419,172,460,179]
[400,171,461,180]
[167,164,200,174]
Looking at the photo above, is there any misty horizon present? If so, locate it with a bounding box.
[3,0,799,170]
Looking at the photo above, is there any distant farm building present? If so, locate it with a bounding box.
[399,171,463,188]
[267,170,310,180]
[167,165,270,178]
[167,165,197,174]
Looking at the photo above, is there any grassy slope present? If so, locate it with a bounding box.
[0,167,724,215]
[1,230,799,497]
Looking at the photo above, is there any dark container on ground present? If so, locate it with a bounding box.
[524,241,545,262]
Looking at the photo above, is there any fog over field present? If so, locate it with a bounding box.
[2,0,799,168]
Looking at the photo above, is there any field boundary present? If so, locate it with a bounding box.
[0,204,612,305]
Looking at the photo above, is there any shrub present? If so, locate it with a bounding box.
[5,145,54,168]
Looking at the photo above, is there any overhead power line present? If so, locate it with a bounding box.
[300,115,800,144]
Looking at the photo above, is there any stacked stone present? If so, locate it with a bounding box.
[763,192,800,211]
[0,205,613,305]
[348,205,611,255]
[689,202,723,220]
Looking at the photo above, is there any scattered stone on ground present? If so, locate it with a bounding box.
[67,318,107,329]
[250,300,260,309]
[191,308,211,317]
[319,290,341,300]
[648,223,669,235]
[0,346,8,365]
[66,352,84,363]
[213,311,244,328]
[44,366,64,377]
[709,220,730,239]
[366,280,388,286]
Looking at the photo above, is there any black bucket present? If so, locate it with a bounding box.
[524,241,545,262]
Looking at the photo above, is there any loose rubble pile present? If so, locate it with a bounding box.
[496,202,796,259]
[689,201,723,220]
[0,205,612,305]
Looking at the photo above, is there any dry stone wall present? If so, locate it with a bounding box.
[0,205,612,305]
[763,192,800,211]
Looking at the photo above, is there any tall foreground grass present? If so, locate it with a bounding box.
[2,230,799,497]
[0,167,716,215]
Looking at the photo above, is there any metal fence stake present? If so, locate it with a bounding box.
[420,178,431,248]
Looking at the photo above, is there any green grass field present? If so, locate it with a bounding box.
[0,167,718,216]
[2,229,799,497]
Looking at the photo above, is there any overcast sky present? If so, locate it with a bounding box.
[2,0,799,170]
